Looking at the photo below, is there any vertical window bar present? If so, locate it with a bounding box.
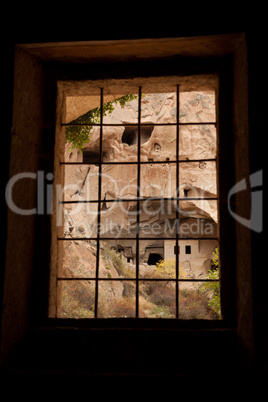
[56,275,59,318]
[94,87,104,318]
[136,86,142,318]
[175,84,180,319]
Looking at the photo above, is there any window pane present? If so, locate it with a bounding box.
[101,164,138,200]
[179,203,218,236]
[98,280,136,318]
[64,125,101,164]
[102,125,138,163]
[139,281,176,318]
[61,240,96,278]
[171,239,219,280]
[99,240,136,279]
[63,164,99,201]
[139,199,177,238]
[179,280,220,319]
[140,125,177,162]
[138,240,165,279]
[179,91,216,123]
[179,161,217,197]
[140,87,177,124]
[61,163,99,238]
[60,201,98,239]
[57,280,95,318]
[64,91,101,125]
[100,201,137,239]
[103,87,138,124]
[140,162,176,198]
[180,124,217,160]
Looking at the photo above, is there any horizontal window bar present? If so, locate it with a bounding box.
[57,237,218,241]
[57,277,219,282]
[61,122,217,127]
[59,197,218,204]
[60,158,217,165]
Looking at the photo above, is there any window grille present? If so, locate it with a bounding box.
[57,84,219,319]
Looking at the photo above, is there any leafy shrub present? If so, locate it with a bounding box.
[202,247,220,317]
[155,258,187,279]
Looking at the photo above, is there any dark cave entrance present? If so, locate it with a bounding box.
[147,253,163,266]
[122,125,154,146]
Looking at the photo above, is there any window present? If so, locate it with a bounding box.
[185,245,191,254]
[51,75,220,320]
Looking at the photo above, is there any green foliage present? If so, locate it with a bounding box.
[66,94,138,151]
[155,258,187,279]
[203,247,220,317]
[212,247,219,268]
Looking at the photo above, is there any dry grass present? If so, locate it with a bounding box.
[59,281,95,318]
[179,288,218,319]
[98,297,136,318]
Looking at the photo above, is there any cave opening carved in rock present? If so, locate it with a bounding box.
[122,124,154,146]
[147,253,163,266]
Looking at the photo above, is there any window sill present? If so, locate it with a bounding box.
[4,321,239,379]
[44,317,234,330]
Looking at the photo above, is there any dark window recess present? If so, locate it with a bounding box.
[184,188,189,198]
[101,196,109,211]
[185,245,191,254]
[122,125,154,146]
[147,253,163,266]
[83,150,99,163]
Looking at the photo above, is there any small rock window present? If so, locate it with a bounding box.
[122,125,154,146]
[185,245,191,254]
[184,188,190,198]
[82,150,99,163]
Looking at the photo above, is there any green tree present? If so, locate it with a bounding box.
[66,94,138,151]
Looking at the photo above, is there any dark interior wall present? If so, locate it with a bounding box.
[0,46,45,362]
[0,27,266,382]
[246,30,267,373]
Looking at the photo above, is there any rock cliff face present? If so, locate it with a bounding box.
[59,90,219,318]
